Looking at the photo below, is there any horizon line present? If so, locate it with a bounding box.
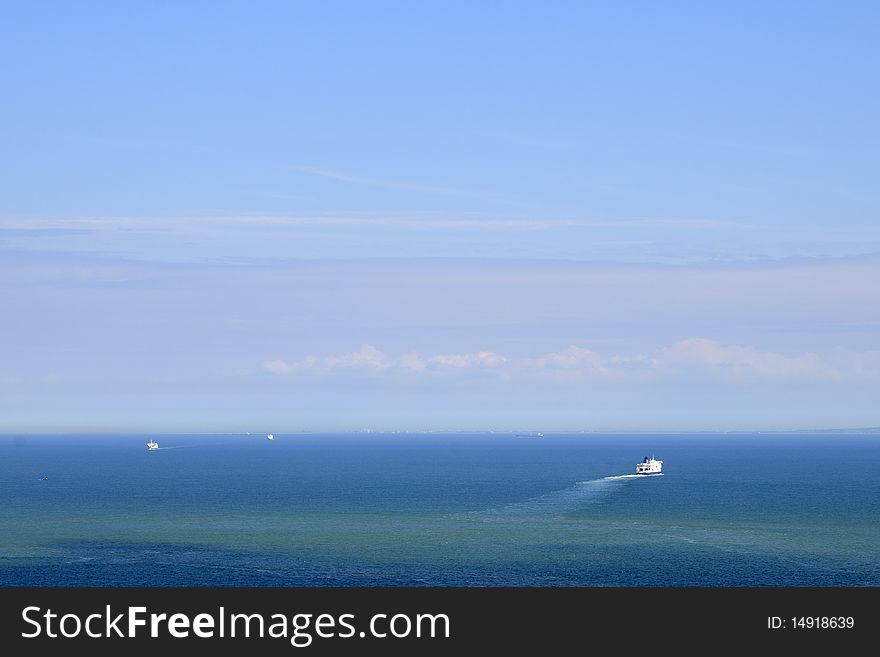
[2,427,878,436]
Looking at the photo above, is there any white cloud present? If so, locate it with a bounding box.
[263,344,387,374]
[324,344,387,369]
[531,346,603,369]
[428,351,507,368]
[263,340,880,382]
[397,352,428,372]
[658,338,832,380]
[264,346,507,375]
[262,359,292,375]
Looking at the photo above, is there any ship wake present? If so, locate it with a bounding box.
[481,473,659,517]
[151,442,231,451]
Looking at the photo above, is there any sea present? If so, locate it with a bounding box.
[1,433,877,586]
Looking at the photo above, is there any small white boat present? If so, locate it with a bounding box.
[147,440,159,451]
[267,434,274,441]
[635,455,662,475]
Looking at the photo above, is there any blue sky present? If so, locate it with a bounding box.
[1,1,878,431]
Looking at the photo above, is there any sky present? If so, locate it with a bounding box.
[1,1,878,432]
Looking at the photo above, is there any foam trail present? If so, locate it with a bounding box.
[603,473,663,480]
[482,473,660,517]
[154,442,230,450]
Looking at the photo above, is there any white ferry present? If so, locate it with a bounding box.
[635,456,662,475]
[267,433,274,441]
[147,440,159,451]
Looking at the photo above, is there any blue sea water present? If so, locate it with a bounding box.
[0,433,877,586]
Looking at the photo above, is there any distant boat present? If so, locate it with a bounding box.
[40,476,49,481]
[147,440,159,451]
[635,455,662,475]
[267,434,274,441]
